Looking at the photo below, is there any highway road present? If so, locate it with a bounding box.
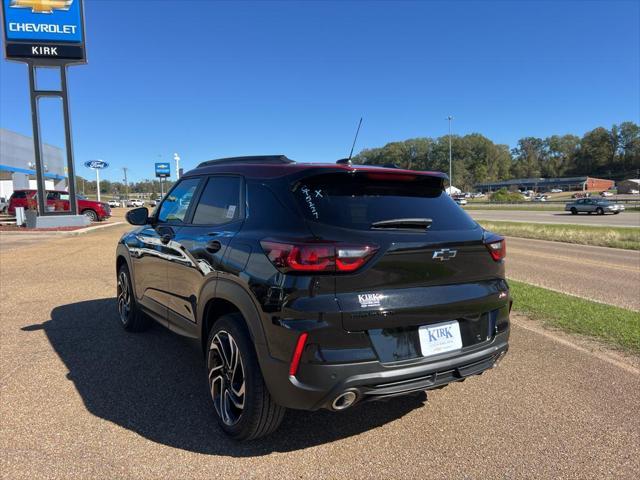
[469,209,640,227]
[505,237,640,310]
[1,214,639,479]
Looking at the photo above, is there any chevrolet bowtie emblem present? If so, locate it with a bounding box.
[432,248,457,262]
[10,0,73,14]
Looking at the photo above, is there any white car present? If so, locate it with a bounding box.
[108,200,121,208]
[126,199,144,208]
[454,198,468,206]
[550,188,563,193]
[600,191,613,197]
[630,189,639,195]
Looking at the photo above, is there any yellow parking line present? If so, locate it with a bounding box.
[508,248,640,273]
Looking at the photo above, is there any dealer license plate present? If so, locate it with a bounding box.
[418,320,463,357]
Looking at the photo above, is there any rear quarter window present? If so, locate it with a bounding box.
[292,173,478,231]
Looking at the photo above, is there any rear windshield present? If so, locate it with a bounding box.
[292,173,478,231]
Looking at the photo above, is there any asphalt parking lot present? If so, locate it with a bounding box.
[469,209,640,227]
[1,212,639,479]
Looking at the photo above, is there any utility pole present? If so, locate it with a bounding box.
[122,167,129,200]
[447,116,454,194]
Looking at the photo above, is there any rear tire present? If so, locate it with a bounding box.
[570,208,578,215]
[596,207,604,215]
[206,314,285,440]
[116,264,150,332]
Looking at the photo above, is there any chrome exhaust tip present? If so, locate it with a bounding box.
[331,391,358,411]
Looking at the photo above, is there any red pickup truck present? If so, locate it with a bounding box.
[7,190,111,222]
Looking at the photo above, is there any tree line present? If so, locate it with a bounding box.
[74,177,175,198]
[353,122,639,191]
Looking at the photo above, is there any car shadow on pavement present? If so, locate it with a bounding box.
[25,298,426,456]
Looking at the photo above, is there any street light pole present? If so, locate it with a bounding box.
[122,167,129,200]
[447,116,454,194]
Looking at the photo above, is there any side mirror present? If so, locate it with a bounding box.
[125,207,149,226]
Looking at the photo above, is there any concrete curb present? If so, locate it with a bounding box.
[0,222,125,236]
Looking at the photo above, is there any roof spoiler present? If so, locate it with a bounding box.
[198,155,294,168]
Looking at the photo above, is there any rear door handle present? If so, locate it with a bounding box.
[206,240,222,253]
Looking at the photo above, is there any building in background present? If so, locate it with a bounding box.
[474,176,615,193]
[0,128,67,199]
[616,179,640,194]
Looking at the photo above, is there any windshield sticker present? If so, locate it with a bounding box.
[226,205,237,218]
[358,293,383,308]
[301,186,319,219]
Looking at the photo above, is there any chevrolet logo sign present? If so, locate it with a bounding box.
[432,248,457,262]
[10,0,73,14]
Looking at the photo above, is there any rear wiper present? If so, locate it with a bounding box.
[370,218,432,230]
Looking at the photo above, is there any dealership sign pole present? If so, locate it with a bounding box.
[155,162,170,197]
[84,160,107,202]
[1,0,87,218]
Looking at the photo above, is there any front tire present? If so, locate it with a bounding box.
[570,208,578,215]
[207,314,285,440]
[116,264,150,332]
[83,209,98,222]
[596,207,604,215]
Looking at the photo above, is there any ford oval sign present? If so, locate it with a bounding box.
[84,160,108,169]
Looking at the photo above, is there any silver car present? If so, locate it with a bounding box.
[565,198,625,215]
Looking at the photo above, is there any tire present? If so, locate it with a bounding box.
[116,264,150,332]
[614,211,620,214]
[83,209,98,222]
[206,314,285,440]
[596,207,604,215]
[570,208,578,215]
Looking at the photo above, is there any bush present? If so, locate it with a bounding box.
[490,188,523,202]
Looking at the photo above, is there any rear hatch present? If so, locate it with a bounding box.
[290,170,508,358]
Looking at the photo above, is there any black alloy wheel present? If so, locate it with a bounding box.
[207,314,285,440]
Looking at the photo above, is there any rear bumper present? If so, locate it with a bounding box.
[260,330,509,411]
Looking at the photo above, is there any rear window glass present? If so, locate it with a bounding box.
[292,173,478,231]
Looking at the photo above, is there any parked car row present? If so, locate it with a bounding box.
[108,198,159,208]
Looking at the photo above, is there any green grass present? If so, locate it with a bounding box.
[478,220,640,250]
[509,280,640,354]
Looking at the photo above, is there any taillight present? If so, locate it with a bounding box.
[485,239,506,261]
[261,239,377,273]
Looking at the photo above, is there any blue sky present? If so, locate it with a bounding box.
[1,0,639,182]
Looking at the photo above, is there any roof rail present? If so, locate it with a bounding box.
[198,155,294,168]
